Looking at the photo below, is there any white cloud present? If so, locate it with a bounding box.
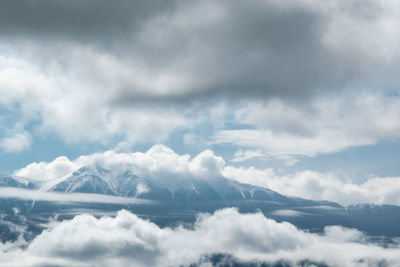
[223,166,400,206]
[14,145,225,187]
[214,94,400,162]
[0,52,191,146]
[0,187,151,205]
[1,208,400,267]
[16,156,79,182]
[231,149,268,163]
[0,131,31,153]
[216,128,365,160]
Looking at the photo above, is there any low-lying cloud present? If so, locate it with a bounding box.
[1,208,399,267]
[0,187,151,205]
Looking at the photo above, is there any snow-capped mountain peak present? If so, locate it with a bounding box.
[39,164,338,207]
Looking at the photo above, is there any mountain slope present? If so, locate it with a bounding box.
[0,168,400,238]
[45,165,340,208]
[51,166,115,195]
[0,174,36,189]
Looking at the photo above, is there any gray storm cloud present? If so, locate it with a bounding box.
[1,0,399,102]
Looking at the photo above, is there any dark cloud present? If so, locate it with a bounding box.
[1,0,398,105]
[0,0,174,43]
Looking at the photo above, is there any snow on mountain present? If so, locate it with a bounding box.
[50,166,116,195]
[1,167,400,238]
[39,164,339,207]
[0,174,36,189]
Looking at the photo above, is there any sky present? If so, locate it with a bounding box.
[1,0,400,188]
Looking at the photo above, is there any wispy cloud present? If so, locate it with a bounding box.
[214,94,400,162]
[0,131,31,153]
[0,187,152,205]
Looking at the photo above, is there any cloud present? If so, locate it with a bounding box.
[16,156,79,182]
[15,145,225,186]
[0,53,191,145]
[0,187,151,205]
[1,208,400,266]
[223,166,400,206]
[214,94,400,161]
[0,0,170,40]
[2,0,400,150]
[231,149,268,163]
[2,0,400,100]
[0,131,31,153]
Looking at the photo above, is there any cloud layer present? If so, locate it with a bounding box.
[2,0,400,159]
[2,0,400,100]
[1,208,400,267]
[0,187,150,205]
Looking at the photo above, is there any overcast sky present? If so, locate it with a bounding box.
[1,0,400,185]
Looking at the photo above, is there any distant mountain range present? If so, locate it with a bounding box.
[1,165,400,241]
[46,165,341,207]
[1,165,341,207]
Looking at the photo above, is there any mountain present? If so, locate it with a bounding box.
[0,174,36,189]
[0,165,399,240]
[45,165,340,208]
[50,166,116,195]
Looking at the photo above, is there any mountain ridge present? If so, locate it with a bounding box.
[1,166,400,238]
[42,164,342,207]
